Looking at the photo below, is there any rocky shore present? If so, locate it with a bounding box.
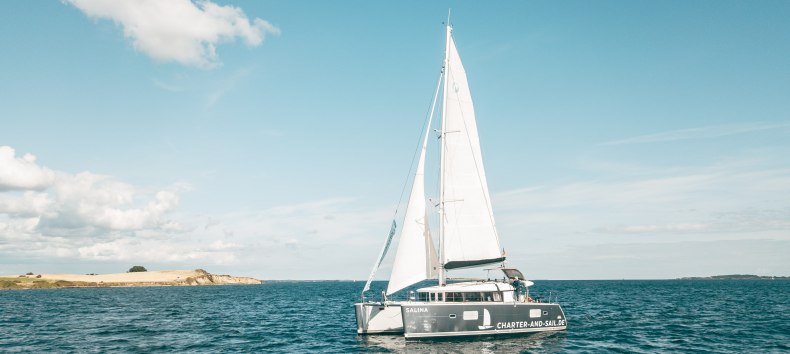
[0,269,263,290]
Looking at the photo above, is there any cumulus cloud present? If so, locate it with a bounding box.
[0,146,189,261]
[65,0,280,68]
[77,238,238,264]
[0,146,56,191]
[24,171,182,232]
[0,146,392,276]
[0,192,54,217]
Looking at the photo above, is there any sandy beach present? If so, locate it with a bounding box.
[35,269,203,283]
[0,269,262,289]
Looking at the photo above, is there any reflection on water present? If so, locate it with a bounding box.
[358,331,567,353]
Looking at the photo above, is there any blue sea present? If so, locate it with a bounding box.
[1,280,788,353]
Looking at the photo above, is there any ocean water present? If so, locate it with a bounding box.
[1,280,788,353]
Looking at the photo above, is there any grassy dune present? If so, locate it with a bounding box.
[0,277,97,289]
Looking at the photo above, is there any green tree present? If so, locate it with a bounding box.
[128,265,148,272]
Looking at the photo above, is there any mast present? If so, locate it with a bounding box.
[438,14,505,273]
[439,16,452,287]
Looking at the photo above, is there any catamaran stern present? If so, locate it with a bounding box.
[355,302,404,334]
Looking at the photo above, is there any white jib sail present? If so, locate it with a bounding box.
[387,118,439,295]
[441,31,503,269]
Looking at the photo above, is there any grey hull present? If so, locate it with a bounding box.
[401,302,566,338]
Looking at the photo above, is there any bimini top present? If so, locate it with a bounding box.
[482,267,529,281]
[501,268,526,281]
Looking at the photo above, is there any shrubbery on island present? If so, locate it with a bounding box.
[128,266,148,273]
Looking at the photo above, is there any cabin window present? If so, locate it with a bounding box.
[446,292,464,302]
[482,292,502,302]
[463,292,482,302]
[429,293,435,302]
[492,292,503,302]
[417,292,428,302]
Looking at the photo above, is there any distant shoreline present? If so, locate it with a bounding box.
[256,276,790,282]
[0,269,263,290]
[677,274,789,280]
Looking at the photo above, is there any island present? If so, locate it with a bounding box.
[678,274,789,280]
[0,269,263,290]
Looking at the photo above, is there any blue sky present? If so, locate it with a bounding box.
[1,0,788,280]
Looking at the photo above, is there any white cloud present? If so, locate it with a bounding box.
[496,159,790,222]
[208,239,239,250]
[0,146,392,276]
[152,78,183,92]
[186,198,392,278]
[491,154,790,279]
[601,121,790,146]
[521,239,790,279]
[65,0,279,68]
[0,146,56,191]
[0,191,54,217]
[36,172,181,231]
[598,223,709,234]
[204,217,220,230]
[0,145,190,261]
[4,140,788,279]
[77,238,238,264]
[205,66,252,106]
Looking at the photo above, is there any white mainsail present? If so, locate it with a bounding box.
[440,26,504,270]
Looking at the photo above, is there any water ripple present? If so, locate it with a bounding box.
[0,280,787,352]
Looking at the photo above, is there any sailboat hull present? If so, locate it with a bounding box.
[401,302,566,338]
[354,302,404,334]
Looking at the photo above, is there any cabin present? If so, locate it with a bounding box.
[413,268,534,303]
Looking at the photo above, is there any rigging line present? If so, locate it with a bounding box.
[362,69,444,298]
[392,70,445,219]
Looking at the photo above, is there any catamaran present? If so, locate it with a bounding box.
[354,19,567,339]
